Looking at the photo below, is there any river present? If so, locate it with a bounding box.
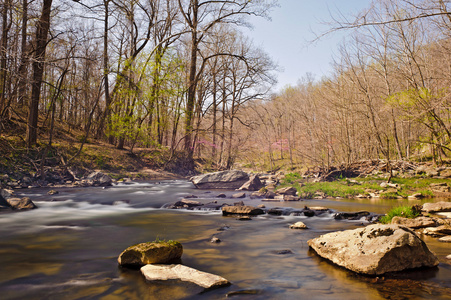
[0,180,450,299]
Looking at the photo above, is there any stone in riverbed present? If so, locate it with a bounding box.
[308,224,439,275]
[422,201,451,213]
[238,174,264,191]
[141,264,230,290]
[423,225,451,237]
[118,241,183,267]
[210,237,221,243]
[334,211,370,220]
[87,171,113,187]
[439,236,451,243]
[0,191,11,210]
[190,170,249,189]
[222,205,264,216]
[290,221,308,229]
[232,192,246,199]
[0,188,14,199]
[168,199,203,209]
[6,197,37,210]
[47,190,59,195]
[276,186,297,196]
[391,216,437,229]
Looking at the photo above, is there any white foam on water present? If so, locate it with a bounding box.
[0,199,155,233]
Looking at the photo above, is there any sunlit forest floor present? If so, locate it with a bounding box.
[0,115,184,182]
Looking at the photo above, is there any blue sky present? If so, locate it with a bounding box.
[244,0,373,91]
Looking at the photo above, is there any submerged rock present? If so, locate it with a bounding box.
[190,170,249,189]
[141,264,230,290]
[118,241,183,267]
[308,224,439,275]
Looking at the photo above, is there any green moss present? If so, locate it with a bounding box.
[152,237,180,246]
[379,206,420,224]
[258,186,268,193]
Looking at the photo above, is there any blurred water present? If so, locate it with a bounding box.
[0,180,450,299]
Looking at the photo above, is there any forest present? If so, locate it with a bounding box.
[1,0,451,176]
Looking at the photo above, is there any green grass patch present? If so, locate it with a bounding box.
[380,191,401,199]
[280,176,385,199]
[379,205,420,224]
[283,172,303,184]
[278,174,448,199]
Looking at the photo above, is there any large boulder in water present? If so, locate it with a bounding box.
[190,170,249,189]
[118,241,183,267]
[308,224,439,275]
[141,264,230,290]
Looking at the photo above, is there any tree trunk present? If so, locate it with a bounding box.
[26,0,53,147]
[183,0,198,166]
[97,0,110,140]
[17,0,28,108]
[0,0,10,115]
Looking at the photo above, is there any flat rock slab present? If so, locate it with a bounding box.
[423,225,451,237]
[391,216,436,229]
[439,236,451,243]
[308,224,439,275]
[141,264,230,289]
[222,205,264,216]
[422,202,451,213]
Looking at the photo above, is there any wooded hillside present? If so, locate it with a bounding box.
[1,0,451,176]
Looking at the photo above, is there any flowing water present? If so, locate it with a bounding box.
[0,180,450,300]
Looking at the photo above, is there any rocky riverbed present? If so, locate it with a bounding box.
[1,169,451,299]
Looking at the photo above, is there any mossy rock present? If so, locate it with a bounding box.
[118,241,183,268]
